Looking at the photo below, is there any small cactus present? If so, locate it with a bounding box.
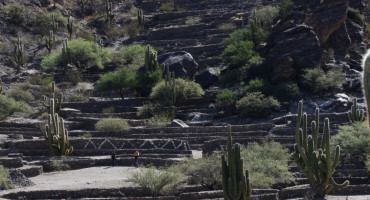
[291,101,349,198]
[137,9,145,27]
[43,81,63,114]
[348,97,366,123]
[45,30,55,54]
[51,13,58,34]
[43,99,73,156]
[164,65,176,105]
[67,15,73,39]
[94,34,103,49]
[144,45,164,72]
[13,37,26,74]
[105,0,115,23]
[0,79,3,94]
[221,125,252,200]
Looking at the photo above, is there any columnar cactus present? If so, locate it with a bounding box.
[221,125,252,200]
[43,99,73,156]
[105,0,114,23]
[13,37,26,74]
[144,45,164,72]
[292,101,349,198]
[45,30,55,54]
[62,39,70,66]
[0,79,3,94]
[67,15,73,39]
[94,34,103,49]
[348,97,365,123]
[43,81,63,114]
[363,56,370,125]
[52,13,58,34]
[164,65,176,105]
[137,9,145,27]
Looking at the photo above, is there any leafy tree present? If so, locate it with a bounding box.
[222,40,258,67]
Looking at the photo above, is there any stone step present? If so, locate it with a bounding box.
[67,117,145,130]
[179,189,278,200]
[0,157,23,168]
[17,165,43,177]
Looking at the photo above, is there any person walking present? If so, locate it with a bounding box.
[111,151,116,166]
[133,151,139,167]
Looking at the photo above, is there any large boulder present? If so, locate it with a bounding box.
[266,24,326,83]
[195,67,220,89]
[157,51,198,79]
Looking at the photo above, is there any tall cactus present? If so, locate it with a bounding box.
[0,79,3,94]
[164,65,176,105]
[221,125,252,200]
[43,99,73,156]
[67,15,73,39]
[144,45,164,72]
[62,39,70,68]
[363,55,370,125]
[13,37,26,74]
[45,30,55,54]
[348,97,365,123]
[51,13,58,34]
[94,34,103,49]
[137,9,145,27]
[291,101,349,198]
[105,0,114,23]
[43,81,63,114]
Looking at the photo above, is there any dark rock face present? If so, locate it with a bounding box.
[346,21,364,44]
[157,51,198,79]
[327,22,352,53]
[195,67,220,88]
[267,25,325,82]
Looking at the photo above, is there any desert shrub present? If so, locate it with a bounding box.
[95,68,136,99]
[67,71,82,85]
[81,133,92,138]
[136,69,163,97]
[51,160,70,171]
[218,23,236,32]
[332,123,370,162]
[130,166,184,199]
[219,68,245,87]
[0,95,31,120]
[222,40,259,67]
[185,16,201,25]
[241,140,295,188]
[279,0,294,20]
[67,94,88,102]
[113,45,154,70]
[137,103,164,118]
[41,39,113,72]
[0,4,29,27]
[301,67,345,94]
[170,153,221,190]
[159,1,175,12]
[215,89,238,111]
[145,113,173,128]
[124,23,144,37]
[102,107,115,114]
[31,11,67,36]
[251,6,279,30]
[5,89,34,103]
[244,78,264,93]
[150,78,204,104]
[348,7,365,26]
[224,29,251,46]
[272,83,301,103]
[95,118,130,132]
[236,92,279,118]
[0,165,12,190]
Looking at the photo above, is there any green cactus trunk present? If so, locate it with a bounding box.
[46,30,55,54]
[43,81,63,114]
[292,101,349,198]
[67,16,73,40]
[221,125,252,200]
[348,97,365,123]
[43,99,73,156]
[14,37,26,74]
[164,65,176,105]
[144,45,164,73]
[363,54,370,125]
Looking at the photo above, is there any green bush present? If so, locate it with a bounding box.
[218,23,236,32]
[301,67,345,94]
[67,94,88,102]
[150,78,204,104]
[159,1,175,12]
[145,113,173,128]
[244,78,264,93]
[130,166,184,199]
[136,69,163,97]
[102,107,115,114]
[219,68,245,87]
[0,4,29,27]
[215,89,238,111]
[31,11,67,36]
[279,0,294,20]
[41,39,113,72]
[272,83,301,102]
[51,160,70,171]
[185,16,201,25]
[0,165,12,190]
[222,40,258,67]
[170,153,221,190]
[95,68,136,99]
[137,103,164,118]
[6,89,34,103]
[332,123,370,162]
[0,95,31,120]
[236,92,279,118]
[224,29,251,46]
[95,118,130,132]
[241,140,295,188]
[251,6,279,30]
[113,45,154,70]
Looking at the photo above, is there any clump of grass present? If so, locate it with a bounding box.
[95,118,130,133]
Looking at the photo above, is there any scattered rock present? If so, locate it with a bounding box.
[195,67,220,89]
[9,170,35,188]
[170,119,189,128]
